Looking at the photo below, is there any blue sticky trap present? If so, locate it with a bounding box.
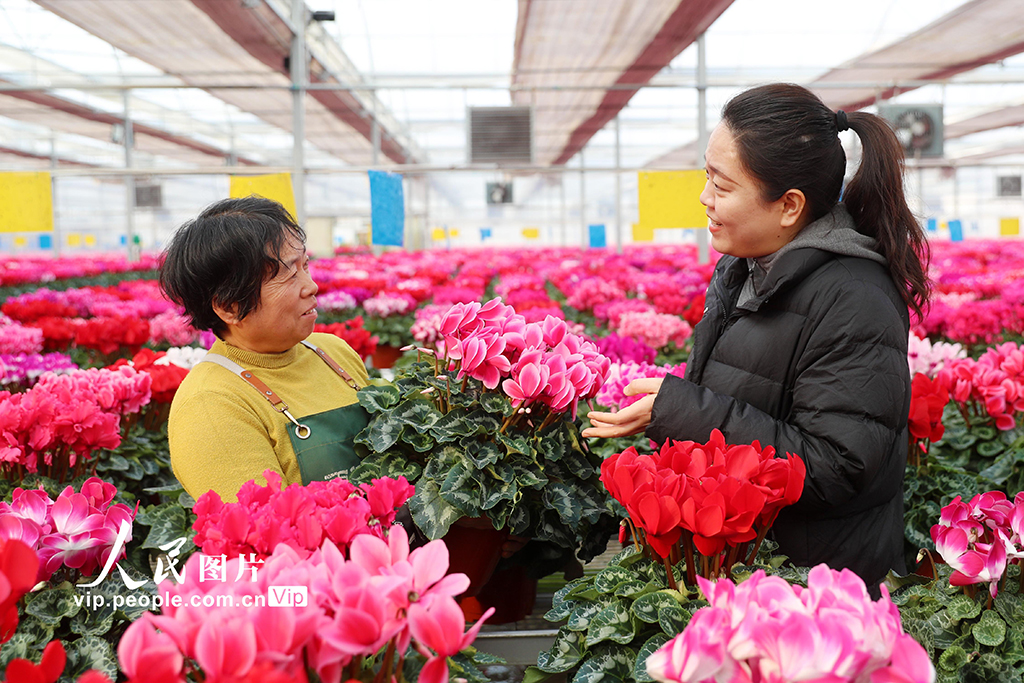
[368,170,405,247]
[588,224,606,249]
[119,235,127,245]
[926,218,937,232]
[38,234,53,249]
[948,220,963,242]
[480,227,492,241]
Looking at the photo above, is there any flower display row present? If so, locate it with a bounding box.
[191,470,413,561]
[0,254,161,287]
[0,366,151,481]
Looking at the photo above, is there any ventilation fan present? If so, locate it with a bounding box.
[878,104,944,158]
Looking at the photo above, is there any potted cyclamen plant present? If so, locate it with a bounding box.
[348,298,619,603]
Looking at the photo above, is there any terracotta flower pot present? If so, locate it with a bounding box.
[442,518,508,598]
[370,344,403,369]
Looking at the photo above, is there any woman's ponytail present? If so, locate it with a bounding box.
[843,112,931,320]
[722,84,931,320]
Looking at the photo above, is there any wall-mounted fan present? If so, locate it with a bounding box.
[878,104,944,158]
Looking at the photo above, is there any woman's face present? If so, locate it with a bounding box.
[221,236,319,354]
[700,123,801,258]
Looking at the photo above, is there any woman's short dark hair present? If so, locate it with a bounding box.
[721,83,930,319]
[159,196,306,335]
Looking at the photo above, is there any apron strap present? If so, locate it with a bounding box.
[199,352,311,439]
[300,340,362,390]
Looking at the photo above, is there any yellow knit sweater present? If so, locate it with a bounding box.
[168,333,369,503]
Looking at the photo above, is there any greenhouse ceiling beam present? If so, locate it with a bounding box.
[191,0,418,164]
[812,0,1024,111]
[0,144,97,168]
[512,0,734,167]
[0,86,260,167]
[645,0,1024,170]
[945,103,1024,139]
[31,0,417,166]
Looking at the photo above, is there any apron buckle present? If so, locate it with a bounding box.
[282,409,311,440]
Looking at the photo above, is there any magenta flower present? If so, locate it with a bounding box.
[647,565,934,683]
[194,611,259,680]
[450,330,511,390]
[408,596,494,683]
[117,615,186,682]
[503,349,549,406]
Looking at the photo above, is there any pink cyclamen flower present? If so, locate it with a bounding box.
[408,596,494,683]
[117,615,186,682]
[645,608,735,683]
[449,330,511,390]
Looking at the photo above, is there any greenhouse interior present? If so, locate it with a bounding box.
[1,0,1024,681]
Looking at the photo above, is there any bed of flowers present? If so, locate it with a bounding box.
[3,238,1024,681]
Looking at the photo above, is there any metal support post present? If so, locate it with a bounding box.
[123,91,138,261]
[50,136,60,256]
[614,115,622,254]
[560,174,567,247]
[695,33,710,264]
[371,92,381,166]
[291,0,307,226]
[579,149,586,248]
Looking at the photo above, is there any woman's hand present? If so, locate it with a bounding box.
[582,377,663,439]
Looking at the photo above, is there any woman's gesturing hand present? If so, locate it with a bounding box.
[581,377,664,439]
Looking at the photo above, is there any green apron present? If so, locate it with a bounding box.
[200,340,369,485]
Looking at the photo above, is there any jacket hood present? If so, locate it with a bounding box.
[762,203,886,269]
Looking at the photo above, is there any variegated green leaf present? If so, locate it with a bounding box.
[567,596,616,631]
[594,565,636,594]
[571,645,636,683]
[543,482,582,527]
[391,399,443,433]
[357,384,401,413]
[537,628,586,673]
[631,590,684,624]
[464,438,502,468]
[64,635,119,680]
[409,479,464,539]
[585,600,637,647]
[634,633,673,683]
[25,582,81,625]
[658,603,690,636]
[357,413,405,452]
[439,463,483,515]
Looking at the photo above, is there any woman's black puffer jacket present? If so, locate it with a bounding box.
[647,241,911,588]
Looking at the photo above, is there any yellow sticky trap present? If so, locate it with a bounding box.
[431,228,446,241]
[0,172,54,233]
[449,229,460,238]
[632,222,654,242]
[84,234,96,247]
[1000,218,1020,236]
[13,236,27,247]
[522,227,540,240]
[229,173,298,221]
[67,233,81,247]
[637,170,707,230]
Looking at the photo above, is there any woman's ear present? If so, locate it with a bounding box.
[211,300,240,327]
[779,188,808,229]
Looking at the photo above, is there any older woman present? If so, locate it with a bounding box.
[161,196,370,503]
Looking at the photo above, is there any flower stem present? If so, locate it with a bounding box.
[745,523,771,565]
[724,544,740,580]
[682,531,697,586]
[374,639,397,683]
[662,555,678,591]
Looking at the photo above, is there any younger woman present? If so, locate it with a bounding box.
[584,83,930,589]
